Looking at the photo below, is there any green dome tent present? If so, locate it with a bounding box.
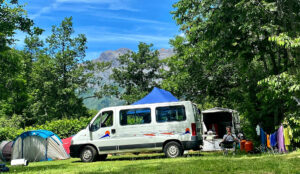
[12,130,69,162]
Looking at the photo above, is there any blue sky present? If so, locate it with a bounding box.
[15,0,180,60]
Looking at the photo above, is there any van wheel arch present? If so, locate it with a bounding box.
[79,144,98,153]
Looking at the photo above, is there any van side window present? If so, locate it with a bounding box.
[156,105,186,122]
[91,111,113,131]
[120,108,151,126]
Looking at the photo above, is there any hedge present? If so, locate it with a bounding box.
[0,117,92,142]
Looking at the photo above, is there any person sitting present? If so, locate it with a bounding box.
[220,126,239,151]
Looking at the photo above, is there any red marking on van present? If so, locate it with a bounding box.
[161,132,174,135]
[144,134,155,136]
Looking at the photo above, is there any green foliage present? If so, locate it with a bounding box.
[0,0,33,120]
[286,116,300,144]
[257,72,300,144]
[0,116,93,141]
[23,17,110,124]
[110,42,162,104]
[0,0,33,51]
[0,12,109,125]
[166,0,300,145]
[30,17,89,121]
[269,33,300,48]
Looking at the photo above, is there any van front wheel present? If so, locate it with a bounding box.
[80,145,97,162]
[164,141,183,158]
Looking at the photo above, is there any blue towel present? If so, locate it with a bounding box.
[270,132,277,147]
[260,128,267,147]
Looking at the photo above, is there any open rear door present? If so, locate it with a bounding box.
[192,104,203,142]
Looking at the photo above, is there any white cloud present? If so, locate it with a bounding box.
[89,33,169,42]
[74,26,172,48]
[86,33,171,48]
[104,15,168,25]
[29,0,138,19]
[29,1,59,19]
[57,0,138,11]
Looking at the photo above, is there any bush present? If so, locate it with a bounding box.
[35,117,92,139]
[0,116,93,141]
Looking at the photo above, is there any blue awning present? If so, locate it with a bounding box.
[132,87,179,105]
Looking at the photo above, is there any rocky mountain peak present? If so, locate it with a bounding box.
[92,47,174,67]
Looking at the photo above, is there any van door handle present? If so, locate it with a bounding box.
[111,129,116,134]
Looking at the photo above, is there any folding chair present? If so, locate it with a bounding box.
[221,141,236,155]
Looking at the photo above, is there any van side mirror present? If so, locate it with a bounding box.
[88,124,92,131]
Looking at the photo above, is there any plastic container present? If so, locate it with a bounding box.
[245,141,254,153]
[240,140,246,151]
[11,159,29,166]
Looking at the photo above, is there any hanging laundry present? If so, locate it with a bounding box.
[267,134,270,148]
[277,125,286,153]
[256,125,260,136]
[260,128,267,147]
[270,132,277,147]
[284,126,292,150]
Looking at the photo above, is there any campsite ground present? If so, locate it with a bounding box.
[6,151,300,174]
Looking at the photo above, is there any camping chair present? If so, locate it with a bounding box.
[221,141,236,155]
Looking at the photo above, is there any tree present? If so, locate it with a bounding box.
[0,2,109,126]
[257,72,300,145]
[0,0,33,120]
[0,0,33,51]
[111,42,161,104]
[26,17,109,124]
[165,0,300,139]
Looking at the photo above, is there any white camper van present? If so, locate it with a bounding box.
[70,101,203,162]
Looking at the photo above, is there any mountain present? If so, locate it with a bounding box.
[92,47,174,67]
[82,48,175,111]
[157,48,175,59]
[92,48,131,68]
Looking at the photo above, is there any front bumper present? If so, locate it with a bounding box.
[70,144,82,158]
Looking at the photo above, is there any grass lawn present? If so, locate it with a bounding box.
[5,151,300,174]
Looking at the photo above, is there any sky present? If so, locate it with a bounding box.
[15,0,180,60]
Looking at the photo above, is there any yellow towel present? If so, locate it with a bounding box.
[284,126,292,149]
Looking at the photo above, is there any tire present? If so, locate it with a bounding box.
[80,145,98,162]
[164,141,183,158]
[97,154,108,161]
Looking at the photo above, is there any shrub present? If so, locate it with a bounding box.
[0,116,93,141]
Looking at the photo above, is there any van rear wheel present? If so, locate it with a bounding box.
[80,145,97,162]
[164,141,183,158]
